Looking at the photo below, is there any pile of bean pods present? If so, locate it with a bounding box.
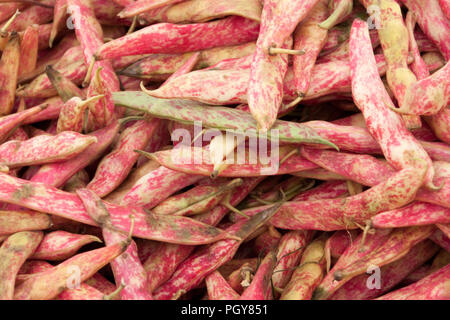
[0,0,449,300]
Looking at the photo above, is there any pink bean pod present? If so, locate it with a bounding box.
[30,120,120,188]
[31,230,101,261]
[14,239,129,300]
[94,16,260,60]
[272,230,313,289]
[291,0,329,103]
[0,32,20,116]
[86,118,161,197]
[0,131,97,168]
[376,263,450,300]
[240,250,277,300]
[18,24,39,78]
[0,172,234,245]
[300,147,396,186]
[329,239,440,300]
[372,202,450,228]
[77,188,153,300]
[104,159,161,204]
[0,3,53,32]
[349,19,435,190]
[206,271,240,300]
[247,0,291,131]
[120,166,203,208]
[0,3,24,24]
[0,105,45,144]
[0,231,43,299]
[439,0,450,18]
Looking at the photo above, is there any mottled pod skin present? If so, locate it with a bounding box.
[398,61,450,116]
[18,25,39,78]
[439,0,450,18]
[0,106,44,144]
[76,188,152,300]
[95,16,260,60]
[86,118,161,197]
[0,210,52,234]
[31,230,101,261]
[240,250,277,300]
[206,271,240,300]
[14,241,128,300]
[0,172,233,245]
[272,230,313,289]
[372,202,450,228]
[0,3,53,33]
[376,263,450,300]
[349,19,435,189]
[120,166,203,208]
[0,131,97,168]
[0,32,20,116]
[329,240,439,300]
[30,121,120,188]
[280,237,327,300]
[0,231,43,299]
[118,0,185,18]
[291,0,329,99]
[248,0,291,131]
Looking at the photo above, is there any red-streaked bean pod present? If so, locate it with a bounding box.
[31,230,101,261]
